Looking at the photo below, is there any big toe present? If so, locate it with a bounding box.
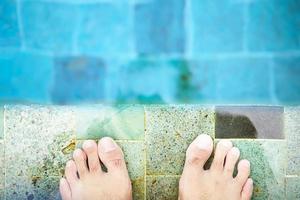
[98,137,128,174]
[184,134,213,171]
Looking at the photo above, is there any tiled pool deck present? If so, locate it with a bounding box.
[0,105,299,200]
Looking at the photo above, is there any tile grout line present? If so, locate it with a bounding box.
[3,106,6,200]
[16,0,25,51]
[143,105,147,200]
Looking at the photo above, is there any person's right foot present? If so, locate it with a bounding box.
[179,134,253,200]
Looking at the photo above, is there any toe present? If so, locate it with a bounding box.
[223,147,240,177]
[65,160,78,186]
[211,140,233,171]
[235,160,251,186]
[82,140,101,173]
[184,134,213,171]
[60,178,72,200]
[241,178,253,200]
[73,149,88,178]
[98,137,127,174]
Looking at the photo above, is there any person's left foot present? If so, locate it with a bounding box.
[59,137,132,200]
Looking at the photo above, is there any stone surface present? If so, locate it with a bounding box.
[231,140,286,200]
[286,176,300,200]
[0,0,20,47]
[285,107,300,176]
[0,140,4,199]
[146,176,179,200]
[75,105,144,140]
[247,0,300,51]
[51,57,106,104]
[216,106,284,139]
[134,0,184,55]
[145,105,214,175]
[77,3,133,56]
[5,176,60,200]
[0,106,3,139]
[190,0,243,53]
[5,106,76,178]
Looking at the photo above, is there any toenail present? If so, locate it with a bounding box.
[195,134,212,150]
[100,137,117,153]
[66,161,73,167]
[73,149,82,157]
[231,147,240,156]
[83,140,94,149]
[219,140,232,148]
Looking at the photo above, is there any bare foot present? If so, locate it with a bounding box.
[59,137,132,200]
[179,134,253,200]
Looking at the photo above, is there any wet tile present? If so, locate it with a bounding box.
[51,57,106,104]
[190,0,243,53]
[0,106,3,139]
[0,0,20,47]
[5,176,61,200]
[134,0,185,55]
[247,0,300,51]
[231,140,286,199]
[285,107,300,175]
[273,58,300,104]
[145,105,214,175]
[146,176,179,200]
[22,1,79,53]
[286,176,300,200]
[78,3,133,56]
[5,106,76,177]
[216,106,284,139]
[215,58,272,102]
[75,105,144,140]
[76,140,145,200]
[0,52,54,103]
[0,140,4,189]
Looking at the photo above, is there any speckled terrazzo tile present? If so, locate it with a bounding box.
[146,176,179,200]
[286,176,300,199]
[0,140,4,199]
[75,105,144,140]
[0,106,3,139]
[5,176,61,200]
[285,107,300,175]
[230,140,286,200]
[76,140,145,200]
[216,106,284,139]
[5,105,76,178]
[4,105,76,141]
[145,105,214,175]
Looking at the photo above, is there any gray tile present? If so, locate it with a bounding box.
[5,176,60,200]
[285,107,300,175]
[145,105,214,175]
[216,106,284,139]
[286,176,300,200]
[75,105,144,140]
[5,106,76,178]
[0,140,4,190]
[0,106,3,139]
[231,140,286,200]
[146,176,179,200]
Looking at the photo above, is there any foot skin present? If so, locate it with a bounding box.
[60,137,132,200]
[179,134,253,200]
